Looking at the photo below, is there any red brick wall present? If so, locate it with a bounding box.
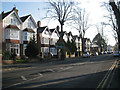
[6,39,20,44]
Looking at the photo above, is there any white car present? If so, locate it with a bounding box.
[83,52,90,58]
[113,51,120,57]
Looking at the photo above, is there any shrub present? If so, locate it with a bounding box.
[2,50,11,60]
[25,35,39,59]
[10,52,17,60]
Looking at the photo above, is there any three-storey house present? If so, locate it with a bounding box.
[50,27,60,56]
[20,14,37,55]
[1,7,22,56]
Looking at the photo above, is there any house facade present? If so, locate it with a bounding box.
[1,7,86,59]
[1,7,22,56]
[20,14,37,56]
[1,7,37,57]
[50,27,60,56]
[67,32,73,42]
[37,21,51,56]
[73,35,82,56]
[83,38,91,53]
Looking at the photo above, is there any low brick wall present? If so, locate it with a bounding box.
[3,60,14,64]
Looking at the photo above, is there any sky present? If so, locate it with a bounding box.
[0,0,117,46]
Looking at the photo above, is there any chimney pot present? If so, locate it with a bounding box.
[56,26,60,31]
[37,21,41,28]
[12,7,18,14]
[1,11,4,15]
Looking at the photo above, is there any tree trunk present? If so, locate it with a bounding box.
[109,1,120,50]
[60,24,65,60]
[118,32,120,50]
[82,38,84,54]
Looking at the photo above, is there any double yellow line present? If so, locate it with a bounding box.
[96,60,118,89]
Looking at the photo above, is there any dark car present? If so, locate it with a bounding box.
[113,51,120,57]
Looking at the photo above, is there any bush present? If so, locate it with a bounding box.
[25,36,39,59]
[2,50,11,60]
[10,52,17,60]
[36,55,42,60]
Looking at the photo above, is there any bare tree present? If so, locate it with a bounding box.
[71,7,90,53]
[109,0,120,50]
[46,0,75,60]
[46,0,74,39]
[102,2,118,43]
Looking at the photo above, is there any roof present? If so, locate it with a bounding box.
[23,28,35,33]
[68,32,72,36]
[37,26,47,33]
[20,15,31,22]
[59,31,67,35]
[1,7,22,24]
[1,11,12,19]
[5,25,20,30]
[83,38,90,42]
[50,29,55,33]
[73,35,78,40]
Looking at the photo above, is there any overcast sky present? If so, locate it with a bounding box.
[0,0,116,46]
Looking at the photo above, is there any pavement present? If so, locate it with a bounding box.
[2,56,83,72]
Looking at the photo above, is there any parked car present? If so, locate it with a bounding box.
[103,51,107,54]
[90,52,98,56]
[107,51,112,54]
[83,52,90,58]
[113,51,120,57]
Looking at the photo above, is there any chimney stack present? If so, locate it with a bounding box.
[1,11,4,15]
[56,26,60,31]
[12,7,18,14]
[37,21,41,28]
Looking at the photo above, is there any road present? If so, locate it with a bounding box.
[2,54,118,88]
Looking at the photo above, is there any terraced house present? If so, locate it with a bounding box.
[1,7,37,57]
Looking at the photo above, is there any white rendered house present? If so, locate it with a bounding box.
[1,7,22,56]
[37,24,51,55]
[20,14,37,55]
[50,27,60,55]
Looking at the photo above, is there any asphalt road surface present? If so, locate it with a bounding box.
[2,54,118,89]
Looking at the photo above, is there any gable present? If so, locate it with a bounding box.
[3,11,22,24]
[51,29,60,38]
[28,16,37,28]
[23,16,37,29]
[42,28,50,37]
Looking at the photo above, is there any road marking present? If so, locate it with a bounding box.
[60,66,73,71]
[4,74,43,89]
[96,60,117,89]
[24,75,80,88]
[21,76,27,81]
[3,67,35,72]
[47,69,55,72]
[70,63,84,66]
[38,73,43,76]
